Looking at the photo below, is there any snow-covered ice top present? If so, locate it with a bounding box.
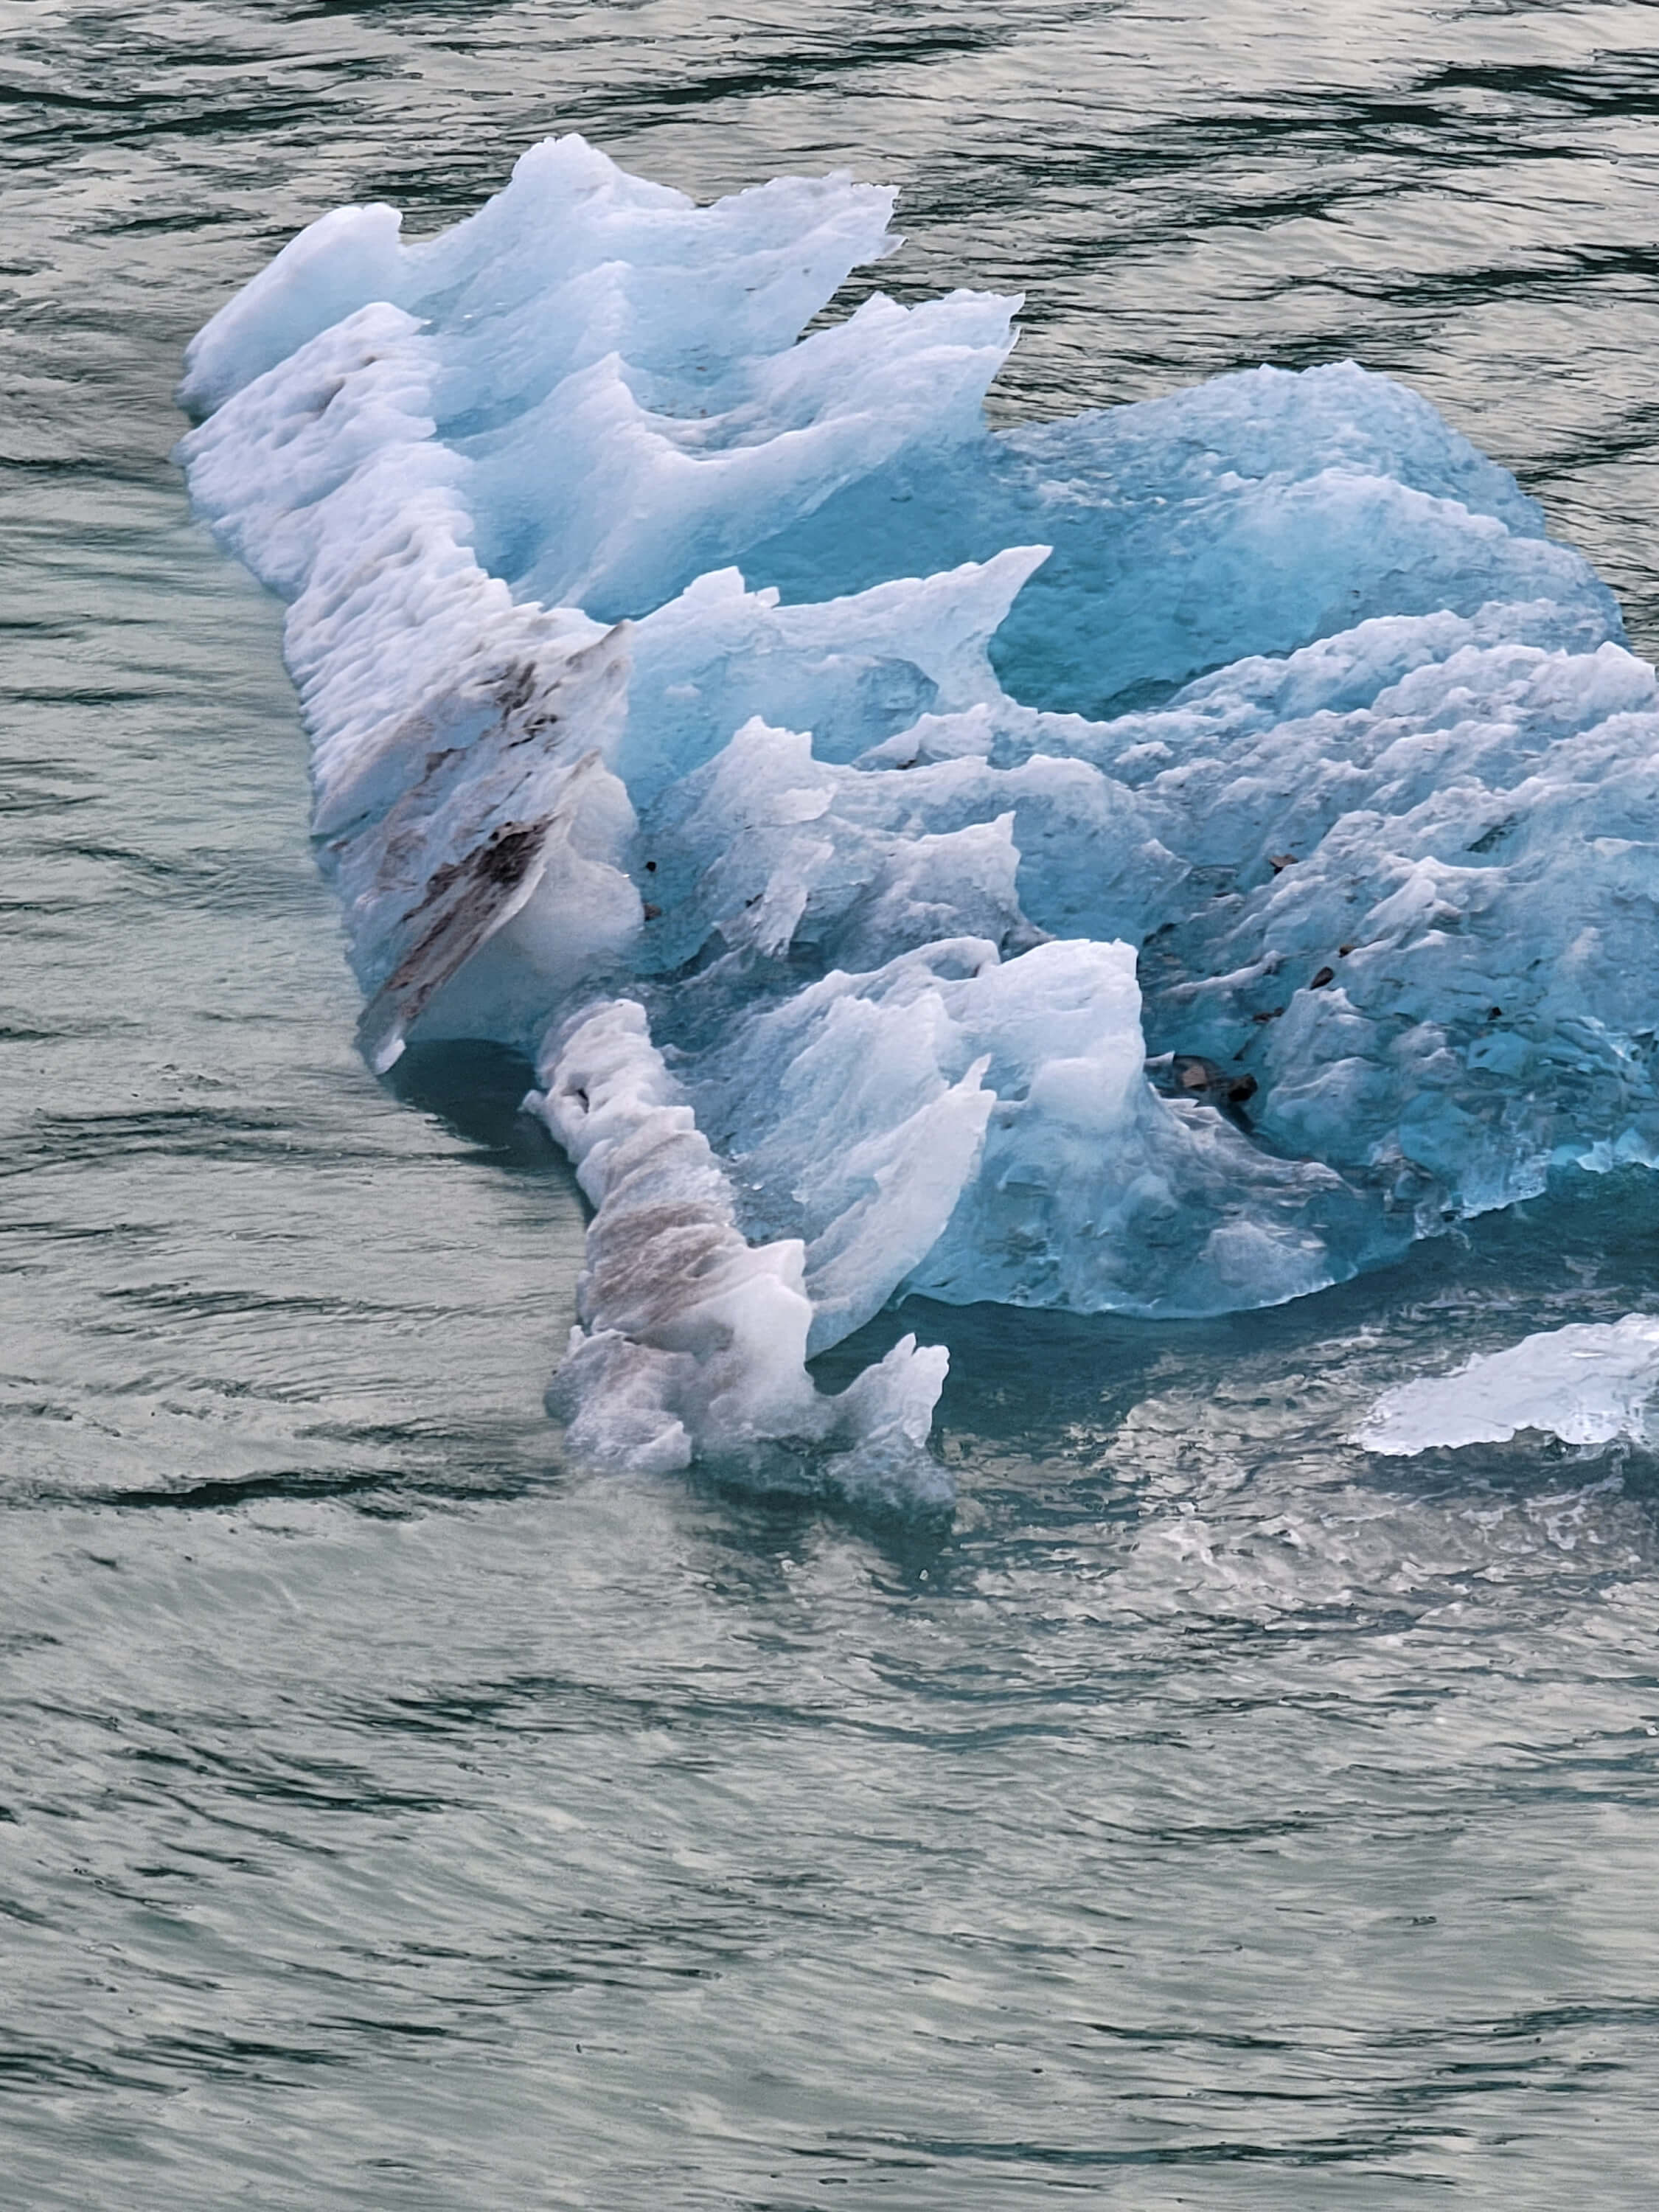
[178,136,1659,1500]
[1358,1315,1659,1454]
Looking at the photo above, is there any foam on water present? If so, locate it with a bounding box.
[178,136,1659,1492]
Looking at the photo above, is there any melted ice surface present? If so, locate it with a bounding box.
[178,136,1658,1494]
[1358,1315,1659,1455]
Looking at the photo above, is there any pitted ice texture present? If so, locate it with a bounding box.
[179,134,1654,1500]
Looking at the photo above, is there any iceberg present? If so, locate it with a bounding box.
[178,135,1659,1498]
[1357,1315,1659,1455]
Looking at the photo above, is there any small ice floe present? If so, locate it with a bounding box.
[1356,1314,1659,1455]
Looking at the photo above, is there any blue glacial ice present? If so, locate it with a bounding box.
[178,134,1659,1498]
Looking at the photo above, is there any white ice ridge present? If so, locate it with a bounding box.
[535,998,948,1497]
[179,134,1659,1494]
[1357,1315,1659,1455]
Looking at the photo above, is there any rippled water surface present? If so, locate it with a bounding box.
[9,3,1659,2202]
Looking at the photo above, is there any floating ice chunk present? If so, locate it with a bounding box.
[1357,1316,1659,1454]
[178,134,1659,1486]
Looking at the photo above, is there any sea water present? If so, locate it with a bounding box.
[7,4,1659,2205]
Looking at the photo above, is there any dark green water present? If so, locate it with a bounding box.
[7,4,1659,2203]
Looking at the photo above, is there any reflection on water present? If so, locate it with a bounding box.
[7,3,1659,2204]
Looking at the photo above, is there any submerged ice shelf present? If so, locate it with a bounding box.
[179,136,1659,1498]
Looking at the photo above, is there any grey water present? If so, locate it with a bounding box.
[7,1,1659,2203]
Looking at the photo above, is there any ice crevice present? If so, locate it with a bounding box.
[178,134,1659,1503]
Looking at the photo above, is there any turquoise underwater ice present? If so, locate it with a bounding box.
[179,136,1659,1496]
